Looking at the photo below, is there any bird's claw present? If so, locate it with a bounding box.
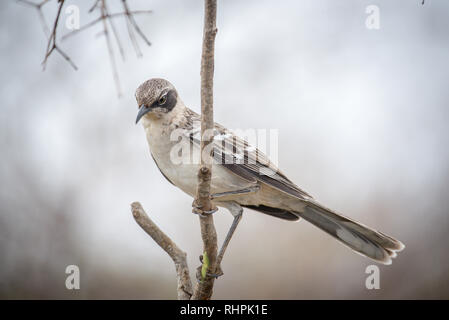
[195,265,224,283]
[192,202,218,216]
[201,207,218,215]
[205,271,223,279]
[208,265,224,279]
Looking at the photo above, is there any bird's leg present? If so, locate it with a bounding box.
[194,185,258,278]
[210,185,260,200]
[217,204,243,265]
[205,202,243,278]
[193,185,258,216]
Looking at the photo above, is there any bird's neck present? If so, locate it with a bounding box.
[141,99,187,130]
[141,100,190,151]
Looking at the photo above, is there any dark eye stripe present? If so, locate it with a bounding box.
[151,90,177,112]
[164,90,177,111]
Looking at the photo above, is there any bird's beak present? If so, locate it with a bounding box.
[136,104,152,124]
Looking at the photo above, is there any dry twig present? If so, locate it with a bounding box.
[18,0,78,70]
[191,0,219,300]
[61,10,152,41]
[131,202,193,300]
[99,0,122,96]
[121,0,151,57]
[16,0,51,36]
[19,0,152,96]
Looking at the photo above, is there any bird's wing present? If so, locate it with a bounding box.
[184,109,312,200]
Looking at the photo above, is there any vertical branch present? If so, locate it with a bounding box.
[191,0,218,300]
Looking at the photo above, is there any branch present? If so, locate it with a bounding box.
[21,0,78,70]
[100,0,122,96]
[121,0,152,48]
[61,10,153,41]
[17,0,51,35]
[19,0,152,96]
[191,0,218,300]
[131,202,193,300]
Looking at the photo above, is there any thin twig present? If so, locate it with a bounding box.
[20,0,152,96]
[42,0,78,70]
[89,0,101,13]
[54,46,78,70]
[61,10,153,41]
[122,0,142,57]
[18,0,77,70]
[100,0,121,97]
[191,0,218,301]
[121,0,152,46]
[131,202,193,300]
[126,18,142,57]
[103,1,125,61]
[36,5,50,36]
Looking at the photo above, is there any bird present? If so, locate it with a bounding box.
[134,78,405,272]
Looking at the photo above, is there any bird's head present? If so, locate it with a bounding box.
[135,78,178,123]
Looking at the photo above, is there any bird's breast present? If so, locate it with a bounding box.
[143,123,251,198]
[144,123,199,196]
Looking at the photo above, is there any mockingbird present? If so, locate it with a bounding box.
[135,78,404,272]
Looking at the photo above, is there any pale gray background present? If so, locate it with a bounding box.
[1,0,448,299]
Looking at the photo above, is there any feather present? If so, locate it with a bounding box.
[183,109,312,199]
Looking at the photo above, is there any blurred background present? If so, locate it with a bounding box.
[1,0,448,299]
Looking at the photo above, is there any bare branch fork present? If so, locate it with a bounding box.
[17,0,78,70]
[131,0,219,300]
[131,202,193,300]
[18,0,152,96]
[17,0,51,36]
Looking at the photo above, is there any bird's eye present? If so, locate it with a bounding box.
[158,95,167,105]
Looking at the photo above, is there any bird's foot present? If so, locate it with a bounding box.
[195,269,224,283]
[195,256,224,282]
[192,199,218,216]
[208,265,224,279]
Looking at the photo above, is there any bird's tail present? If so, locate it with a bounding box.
[294,200,405,264]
